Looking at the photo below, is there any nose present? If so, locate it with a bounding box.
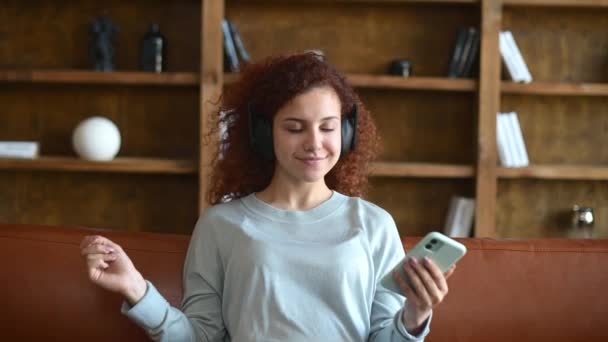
[303,128,322,152]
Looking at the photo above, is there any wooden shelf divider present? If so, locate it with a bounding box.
[0,156,198,174]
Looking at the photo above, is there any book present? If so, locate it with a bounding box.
[461,28,480,77]
[227,20,251,65]
[456,27,477,78]
[222,19,240,73]
[498,113,516,167]
[508,112,529,167]
[443,196,475,238]
[499,32,522,82]
[503,31,532,83]
[496,113,511,167]
[448,28,469,78]
[0,141,39,159]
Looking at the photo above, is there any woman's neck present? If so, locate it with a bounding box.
[255,178,333,211]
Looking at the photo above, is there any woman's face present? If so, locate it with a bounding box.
[272,86,342,185]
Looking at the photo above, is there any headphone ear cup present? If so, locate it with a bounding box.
[340,104,358,159]
[340,118,353,159]
[252,114,275,161]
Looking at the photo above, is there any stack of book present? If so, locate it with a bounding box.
[443,196,476,238]
[497,112,529,168]
[448,27,480,78]
[0,141,39,159]
[499,31,533,83]
[223,19,251,73]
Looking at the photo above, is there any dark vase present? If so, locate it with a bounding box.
[140,24,166,72]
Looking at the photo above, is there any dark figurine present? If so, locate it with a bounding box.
[90,16,119,71]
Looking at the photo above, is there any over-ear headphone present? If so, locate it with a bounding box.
[248,103,358,162]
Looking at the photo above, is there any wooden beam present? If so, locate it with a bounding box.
[475,0,503,237]
[199,0,224,213]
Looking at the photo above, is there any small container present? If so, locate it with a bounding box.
[569,205,595,238]
[388,59,412,77]
[140,24,166,72]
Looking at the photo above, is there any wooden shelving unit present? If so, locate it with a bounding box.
[2,0,606,238]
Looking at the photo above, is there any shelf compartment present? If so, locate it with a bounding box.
[370,162,474,178]
[501,81,608,96]
[225,73,477,92]
[498,165,608,180]
[0,156,198,175]
[0,70,200,86]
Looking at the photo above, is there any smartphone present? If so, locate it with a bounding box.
[381,231,467,295]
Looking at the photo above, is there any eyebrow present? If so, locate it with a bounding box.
[283,116,339,123]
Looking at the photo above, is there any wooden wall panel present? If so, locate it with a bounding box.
[360,89,476,164]
[0,85,199,158]
[497,179,608,238]
[0,171,198,234]
[226,1,479,75]
[0,0,201,71]
[502,6,608,83]
[368,177,475,237]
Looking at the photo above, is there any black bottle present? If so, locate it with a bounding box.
[140,24,166,72]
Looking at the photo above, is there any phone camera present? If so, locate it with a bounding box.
[430,239,438,244]
[425,244,433,249]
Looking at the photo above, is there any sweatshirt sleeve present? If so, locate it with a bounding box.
[121,212,228,342]
[368,214,432,342]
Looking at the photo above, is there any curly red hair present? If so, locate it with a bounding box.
[205,52,381,205]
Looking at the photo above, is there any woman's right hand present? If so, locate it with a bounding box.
[80,235,148,305]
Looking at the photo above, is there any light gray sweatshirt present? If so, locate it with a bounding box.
[122,191,432,341]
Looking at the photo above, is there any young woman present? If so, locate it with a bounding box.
[80,52,456,341]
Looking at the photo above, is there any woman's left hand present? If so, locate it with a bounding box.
[392,256,456,334]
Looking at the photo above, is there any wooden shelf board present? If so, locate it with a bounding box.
[370,162,475,178]
[224,73,477,92]
[498,165,608,180]
[338,0,478,4]
[0,156,198,174]
[502,81,608,96]
[503,0,608,7]
[0,70,199,86]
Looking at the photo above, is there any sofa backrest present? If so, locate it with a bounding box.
[2,224,607,341]
[403,238,608,341]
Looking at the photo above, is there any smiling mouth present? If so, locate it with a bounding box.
[297,157,326,161]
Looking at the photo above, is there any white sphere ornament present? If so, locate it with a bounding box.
[72,116,121,161]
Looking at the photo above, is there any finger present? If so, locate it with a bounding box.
[86,252,118,264]
[393,268,422,306]
[414,258,446,305]
[80,235,109,250]
[445,265,457,280]
[407,258,434,306]
[87,256,110,272]
[88,262,109,281]
[422,257,448,293]
[80,235,99,249]
[393,272,421,305]
[81,242,115,256]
